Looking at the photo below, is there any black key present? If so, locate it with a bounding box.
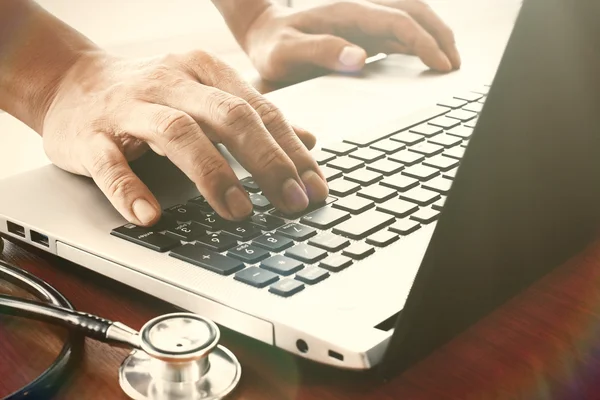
[389,219,421,235]
[333,210,395,239]
[342,242,375,260]
[235,267,279,288]
[328,156,364,173]
[320,254,353,272]
[454,92,483,102]
[249,193,272,211]
[222,222,263,241]
[322,142,357,156]
[377,198,418,218]
[170,244,244,275]
[391,131,425,145]
[196,232,238,252]
[357,185,396,203]
[380,175,419,192]
[332,195,374,214]
[228,243,270,264]
[389,150,424,166]
[465,118,479,128]
[164,204,204,222]
[240,177,260,193]
[271,197,337,220]
[165,222,205,241]
[308,233,350,252]
[423,155,460,171]
[251,213,285,230]
[429,134,461,148]
[261,255,304,276]
[444,146,466,160]
[349,148,385,163]
[295,266,330,284]
[312,149,336,165]
[366,231,399,247]
[443,167,458,180]
[408,142,444,157]
[195,212,230,231]
[428,116,461,129]
[399,187,441,206]
[253,232,294,252]
[345,169,383,186]
[321,166,343,182]
[269,279,305,297]
[301,207,350,229]
[446,109,478,122]
[447,125,473,139]
[367,159,404,176]
[437,98,468,109]
[278,223,317,241]
[328,179,360,197]
[286,243,328,264]
[188,196,212,212]
[432,197,446,211]
[463,102,483,113]
[370,139,405,154]
[422,177,453,194]
[410,208,440,224]
[402,164,440,181]
[409,124,443,137]
[112,224,180,252]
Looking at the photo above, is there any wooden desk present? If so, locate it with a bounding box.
[3,234,600,399]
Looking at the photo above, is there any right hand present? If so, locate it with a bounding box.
[41,50,329,226]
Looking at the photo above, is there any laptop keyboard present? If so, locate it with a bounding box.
[111,86,488,298]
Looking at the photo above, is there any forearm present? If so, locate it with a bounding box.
[211,0,274,49]
[0,0,98,133]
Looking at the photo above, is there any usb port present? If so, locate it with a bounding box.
[30,230,49,247]
[7,221,25,238]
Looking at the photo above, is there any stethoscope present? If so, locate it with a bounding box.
[0,238,242,400]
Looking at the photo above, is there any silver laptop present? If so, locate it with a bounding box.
[2,0,598,373]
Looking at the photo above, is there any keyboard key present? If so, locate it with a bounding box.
[357,185,396,203]
[408,142,444,157]
[437,98,468,109]
[463,102,483,113]
[196,212,230,231]
[332,195,374,214]
[478,97,486,104]
[170,244,244,275]
[410,208,440,224]
[446,109,478,122]
[196,232,238,252]
[251,213,285,230]
[164,204,204,222]
[269,279,305,297]
[366,231,399,247]
[328,179,360,197]
[465,118,479,128]
[370,139,405,154]
[453,92,483,102]
[271,197,337,220]
[429,134,461,148]
[222,222,263,241]
[422,177,453,194]
[249,193,272,211]
[349,148,385,163]
[432,197,446,211]
[235,267,279,288]
[342,242,375,259]
[295,267,330,284]
[333,210,395,239]
[380,175,419,192]
[443,146,466,160]
[447,125,473,139]
[228,243,270,264]
[322,142,357,156]
[423,155,460,171]
[320,254,353,272]
[286,243,328,264]
[321,166,343,181]
[240,177,260,193]
[301,207,350,229]
[377,198,418,218]
[345,169,383,186]
[308,233,350,252]
[311,149,336,165]
[399,187,441,206]
[188,196,212,212]
[389,151,424,166]
[471,86,489,95]
[328,156,364,173]
[112,224,180,252]
[391,131,425,145]
[443,167,458,180]
[428,116,461,129]
[389,219,421,235]
[367,159,404,176]
[261,255,304,275]
[409,124,442,137]
[165,222,205,241]
[253,232,294,252]
[461,141,470,148]
[402,164,440,181]
[278,223,317,241]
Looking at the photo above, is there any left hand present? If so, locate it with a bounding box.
[241,0,461,82]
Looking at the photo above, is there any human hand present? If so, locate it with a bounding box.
[241,0,460,82]
[42,50,328,226]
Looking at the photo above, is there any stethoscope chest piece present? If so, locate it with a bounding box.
[119,313,241,399]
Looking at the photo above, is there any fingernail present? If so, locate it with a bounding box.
[133,199,158,225]
[338,46,366,69]
[301,170,329,202]
[225,186,253,220]
[282,178,309,213]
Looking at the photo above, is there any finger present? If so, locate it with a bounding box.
[118,102,253,221]
[83,135,161,226]
[293,125,317,150]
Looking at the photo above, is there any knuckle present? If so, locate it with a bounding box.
[91,152,133,199]
[145,65,172,82]
[154,111,199,152]
[213,96,255,128]
[256,144,291,174]
[247,97,285,129]
[194,154,228,180]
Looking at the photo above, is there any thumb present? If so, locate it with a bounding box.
[290,33,368,72]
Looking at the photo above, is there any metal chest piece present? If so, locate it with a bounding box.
[119,313,241,400]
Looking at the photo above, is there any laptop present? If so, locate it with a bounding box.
[1,0,599,375]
